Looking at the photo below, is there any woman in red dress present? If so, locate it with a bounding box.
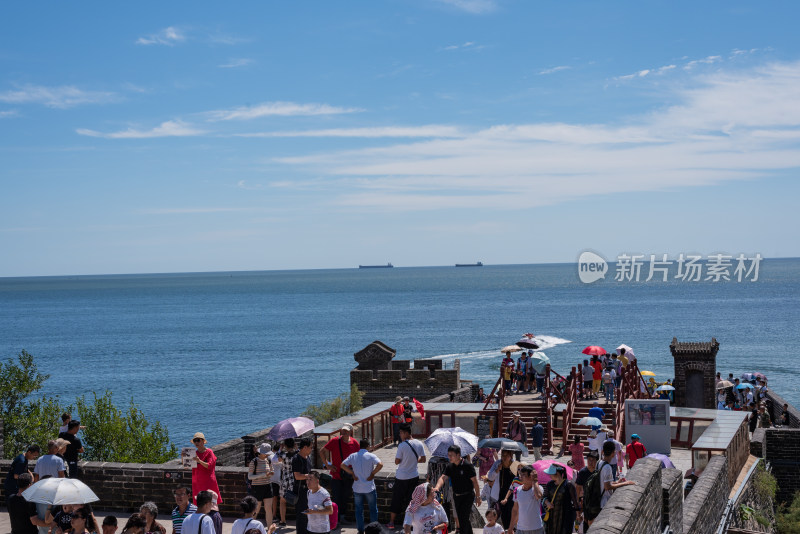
[192,432,222,504]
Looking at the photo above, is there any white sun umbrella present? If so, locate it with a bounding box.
[425,427,479,458]
[656,385,675,392]
[616,344,635,357]
[22,477,99,505]
[576,417,603,427]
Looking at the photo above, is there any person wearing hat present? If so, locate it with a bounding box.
[248,443,275,525]
[625,434,646,469]
[191,432,223,506]
[505,411,527,461]
[321,423,360,525]
[542,464,579,534]
[390,397,405,446]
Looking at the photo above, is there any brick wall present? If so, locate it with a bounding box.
[660,468,683,534]
[764,428,800,503]
[750,428,765,457]
[763,390,799,428]
[426,384,480,404]
[352,366,463,406]
[588,457,663,534]
[682,455,729,534]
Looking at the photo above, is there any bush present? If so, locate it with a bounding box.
[301,385,363,425]
[776,491,800,534]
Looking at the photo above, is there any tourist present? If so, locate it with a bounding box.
[482,509,503,534]
[69,506,99,534]
[293,438,314,534]
[280,438,298,528]
[191,432,222,505]
[602,366,616,403]
[340,438,383,534]
[402,483,448,534]
[58,420,84,479]
[581,360,594,400]
[601,441,636,507]
[390,397,405,445]
[52,505,74,534]
[487,448,516,528]
[402,397,414,424]
[780,404,791,427]
[122,514,146,534]
[305,471,334,534]
[617,348,629,369]
[588,402,604,432]
[231,495,268,534]
[102,516,118,534]
[181,491,215,534]
[506,464,544,534]
[587,428,606,454]
[387,423,426,530]
[4,444,39,498]
[611,354,622,388]
[568,435,585,471]
[208,492,223,534]
[474,388,487,404]
[517,351,530,393]
[535,368,545,395]
[590,356,603,398]
[542,465,579,534]
[748,403,759,433]
[574,450,599,531]
[171,486,197,534]
[58,412,85,434]
[530,418,544,461]
[604,432,624,481]
[322,423,360,525]
[625,434,647,469]
[502,353,515,395]
[432,445,480,534]
[8,473,47,534]
[271,442,288,527]
[758,405,772,428]
[505,411,528,460]
[32,444,65,534]
[248,443,274,525]
[139,502,166,534]
[476,436,498,478]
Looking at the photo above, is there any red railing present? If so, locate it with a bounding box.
[483,369,506,436]
[560,366,578,452]
[543,364,554,454]
[614,360,647,440]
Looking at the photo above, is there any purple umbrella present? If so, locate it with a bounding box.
[646,453,675,469]
[266,417,315,442]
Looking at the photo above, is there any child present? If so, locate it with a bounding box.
[101,516,118,534]
[483,508,504,534]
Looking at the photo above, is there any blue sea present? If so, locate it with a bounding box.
[0,260,798,447]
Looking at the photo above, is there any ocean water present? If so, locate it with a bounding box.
[0,260,798,447]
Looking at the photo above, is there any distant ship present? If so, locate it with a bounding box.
[359,263,394,269]
[455,262,483,267]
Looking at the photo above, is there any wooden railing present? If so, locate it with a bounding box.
[483,370,505,436]
[560,366,579,452]
[614,360,648,440]
[542,364,554,454]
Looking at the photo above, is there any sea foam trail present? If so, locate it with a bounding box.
[434,335,573,362]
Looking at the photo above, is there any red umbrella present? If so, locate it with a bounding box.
[582,346,607,356]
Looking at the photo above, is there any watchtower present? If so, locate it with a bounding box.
[670,337,719,409]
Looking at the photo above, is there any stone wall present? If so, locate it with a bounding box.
[682,455,729,534]
[352,361,462,406]
[764,428,800,503]
[426,383,480,404]
[660,468,683,534]
[726,461,774,533]
[588,457,663,534]
[763,389,799,428]
[750,428,765,457]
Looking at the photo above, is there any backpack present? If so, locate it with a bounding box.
[329,502,339,531]
[582,461,608,517]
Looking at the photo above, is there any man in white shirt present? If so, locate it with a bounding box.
[33,441,66,481]
[388,423,426,530]
[341,439,383,534]
[180,491,215,534]
[506,465,544,534]
[603,432,624,480]
[305,472,333,534]
[600,442,635,508]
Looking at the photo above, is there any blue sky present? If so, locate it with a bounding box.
[2,1,800,276]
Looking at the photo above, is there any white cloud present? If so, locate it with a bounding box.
[0,84,117,108]
[538,65,571,75]
[0,110,18,118]
[685,55,722,70]
[208,101,363,121]
[437,0,497,14]
[136,26,186,46]
[76,120,206,139]
[218,58,254,68]
[442,41,484,51]
[235,125,465,138]
[271,60,800,211]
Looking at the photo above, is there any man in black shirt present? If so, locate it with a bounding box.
[432,445,481,534]
[292,438,312,534]
[574,450,599,531]
[58,420,84,479]
[8,473,47,534]
[4,444,40,498]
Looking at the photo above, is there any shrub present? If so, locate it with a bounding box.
[301,385,363,425]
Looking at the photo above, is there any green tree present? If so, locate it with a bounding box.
[0,350,65,458]
[75,390,178,463]
[777,491,800,534]
[301,385,364,425]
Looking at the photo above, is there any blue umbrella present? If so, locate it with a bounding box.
[529,352,550,374]
[736,383,755,390]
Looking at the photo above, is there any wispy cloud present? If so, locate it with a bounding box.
[136,26,186,46]
[538,65,571,75]
[271,60,800,211]
[218,58,254,68]
[140,207,252,215]
[0,84,117,109]
[0,110,18,118]
[235,125,465,138]
[208,101,363,121]
[76,120,206,139]
[437,0,497,14]
[442,41,484,51]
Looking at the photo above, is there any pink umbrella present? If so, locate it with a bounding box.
[531,460,575,485]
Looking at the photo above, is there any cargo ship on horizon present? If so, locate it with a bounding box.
[358,263,394,269]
